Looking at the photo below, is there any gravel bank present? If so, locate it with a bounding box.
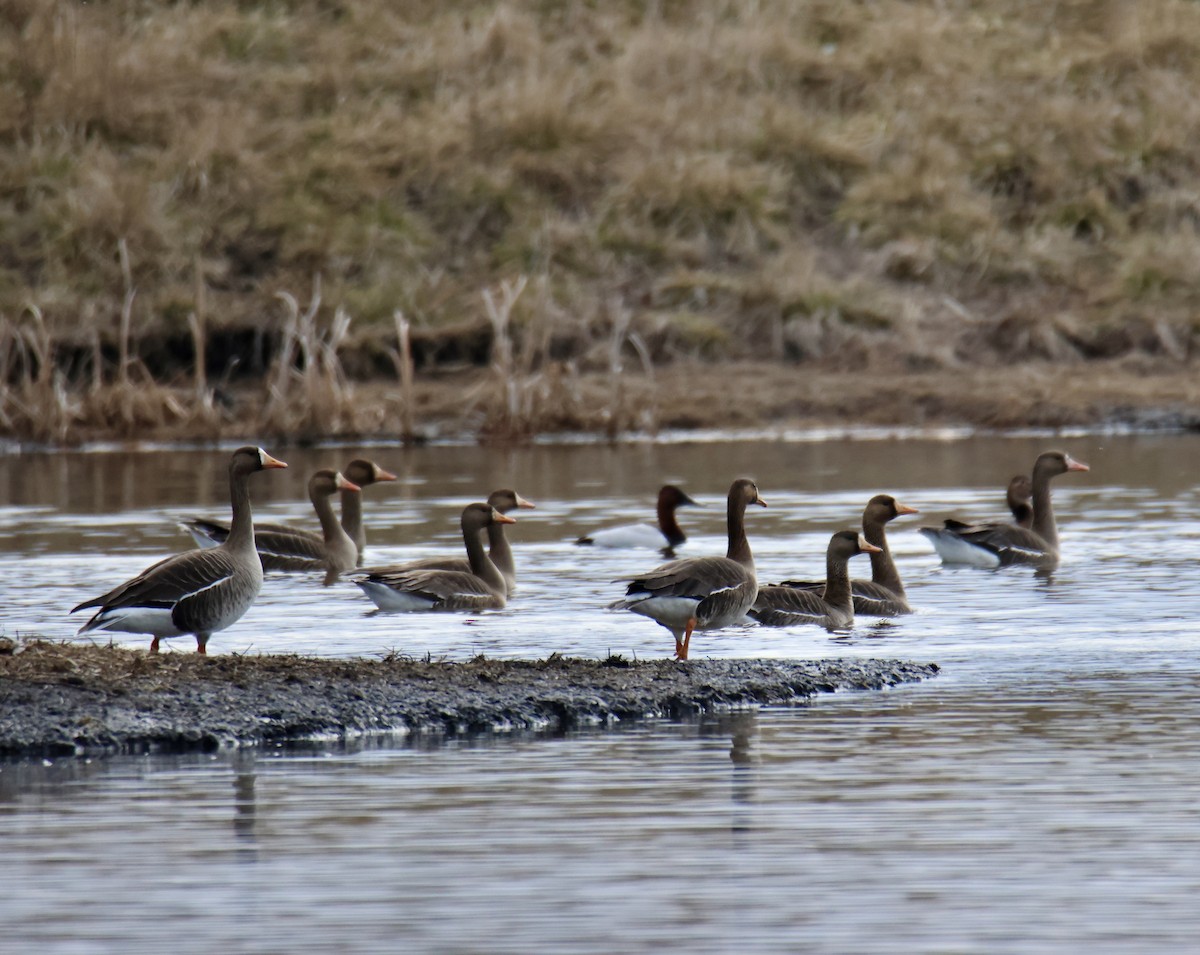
[0,641,938,758]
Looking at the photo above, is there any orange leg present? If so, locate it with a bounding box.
[196,634,209,655]
[149,637,160,654]
[675,617,697,661]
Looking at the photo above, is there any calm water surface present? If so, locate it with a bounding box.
[2,432,1199,952]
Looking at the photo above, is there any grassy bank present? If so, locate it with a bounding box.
[3,1,1199,442]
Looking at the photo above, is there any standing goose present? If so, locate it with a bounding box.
[181,458,396,566]
[919,450,1089,569]
[776,495,919,616]
[350,503,515,611]
[751,532,882,629]
[576,484,701,554]
[366,489,534,596]
[610,479,766,661]
[71,446,288,654]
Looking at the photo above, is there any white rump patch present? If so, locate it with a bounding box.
[356,581,436,612]
[81,608,183,638]
[920,530,1001,568]
[624,595,701,629]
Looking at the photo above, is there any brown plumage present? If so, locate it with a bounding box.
[610,478,766,661]
[775,495,919,616]
[71,447,288,654]
[181,458,396,569]
[919,450,1089,569]
[351,503,516,611]
[1007,475,1034,529]
[751,531,881,629]
[367,489,535,596]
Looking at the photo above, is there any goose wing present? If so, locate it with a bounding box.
[750,584,832,626]
[773,578,909,616]
[621,556,746,600]
[846,580,910,616]
[947,522,1053,565]
[72,547,240,614]
[180,516,325,569]
[355,568,502,610]
[373,556,472,576]
[251,527,327,570]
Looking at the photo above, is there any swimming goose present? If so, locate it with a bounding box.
[232,468,361,585]
[776,495,919,616]
[940,475,1033,535]
[181,458,396,566]
[339,459,399,563]
[367,489,534,596]
[351,503,516,612]
[71,446,288,654]
[610,478,766,661]
[576,484,700,554]
[1006,475,1034,529]
[919,450,1089,569]
[751,531,882,629]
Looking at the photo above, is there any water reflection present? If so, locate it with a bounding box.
[3,433,1200,951]
[231,751,258,862]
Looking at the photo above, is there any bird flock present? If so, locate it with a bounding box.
[70,447,1089,659]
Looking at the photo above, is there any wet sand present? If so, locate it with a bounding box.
[0,641,937,758]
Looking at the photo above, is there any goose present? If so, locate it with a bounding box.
[775,495,919,616]
[224,468,361,585]
[366,489,534,596]
[339,459,398,564]
[181,458,396,566]
[576,484,700,554]
[610,478,766,661]
[1006,475,1034,529]
[71,446,288,654]
[940,475,1033,534]
[751,531,882,629]
[919,450,1089,569]
[351,503,516,612]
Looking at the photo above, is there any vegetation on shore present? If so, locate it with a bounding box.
[3,1,1199,443]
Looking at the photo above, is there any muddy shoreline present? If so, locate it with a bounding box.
[0,641,937,759]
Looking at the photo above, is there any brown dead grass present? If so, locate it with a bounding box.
[3,1,1200,443]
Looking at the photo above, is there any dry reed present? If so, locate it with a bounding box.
[262,277,356,437]
[4,1,1200,444]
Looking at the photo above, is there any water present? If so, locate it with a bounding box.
[2,432,1200,952]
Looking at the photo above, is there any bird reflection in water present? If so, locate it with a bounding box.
[231,751,258,863]
[728,713,758,840]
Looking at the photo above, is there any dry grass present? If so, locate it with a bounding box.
[3,1,1200,443]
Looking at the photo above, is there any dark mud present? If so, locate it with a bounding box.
[0,641,938,759]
